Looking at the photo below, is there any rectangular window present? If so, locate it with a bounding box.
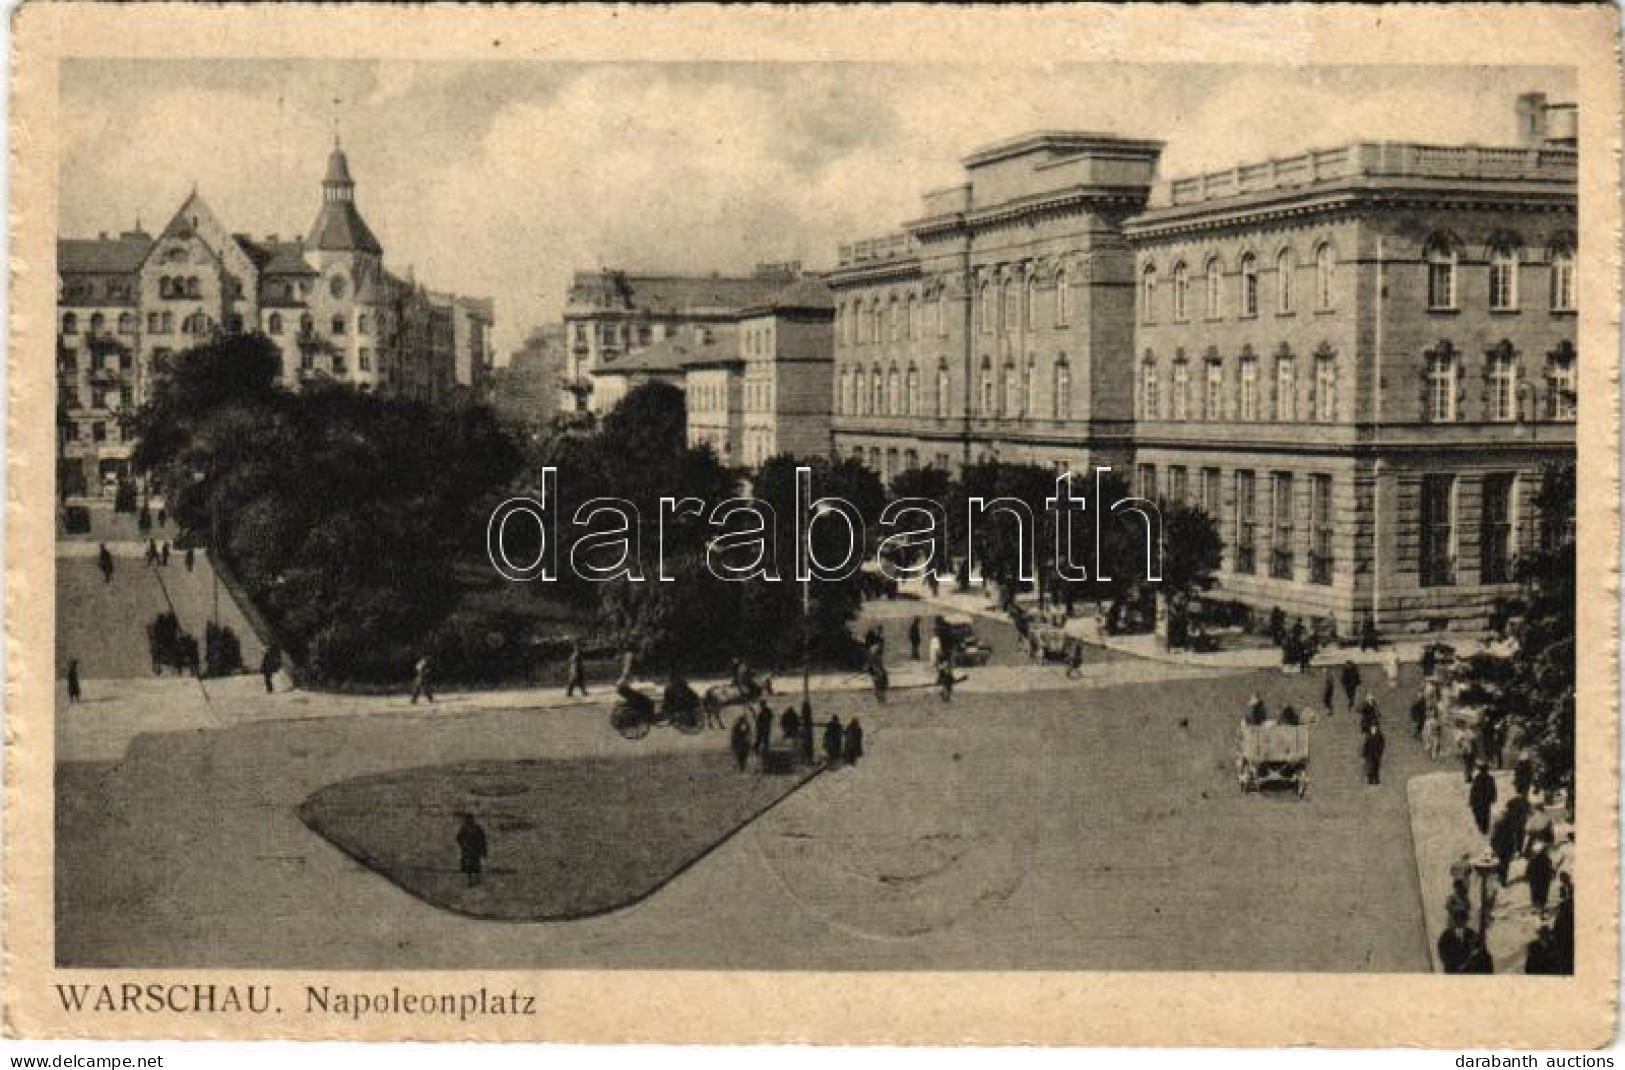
[1490,257,1516,311]
[1169,466,1188,504]
[1172,362,1189,420]
[1480,473,1515,584]
[1310,474,1334,585]
[1420,474,1456,587]
[1427,354,1456,421]
[1137,464,1157,500]
[92,421,106,443]
[1550,254,1575,312]
[1234,470,1256,574]
[1275,360,1297,421]
[1314,357,1337,422]
[1428,259,1456,310]
[1201,467,1221,523]
[1488,351,1517,421]
[1239,360,1258,421]
[1271,472,1295,580]
[1547,358,1576,420]
[1204,361,1224,421]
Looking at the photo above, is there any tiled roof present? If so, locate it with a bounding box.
[595,324,739,376]
[58,234,152,275]
[570,272,793,316]
[740,275,834,315]
[308,200,383,255]
[233,235,316,275]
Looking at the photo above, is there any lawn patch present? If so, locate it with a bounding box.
[298,751,818,921]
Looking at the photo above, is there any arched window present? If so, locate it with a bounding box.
[905,365,920,416]
[905,294,917,340]
[1487,342,1518,422]
[1002,276,1018,333]
[1171,262,1189,321]
[358,313,371,336]
[1425,239,1456,310]
[268,312,283,335]
[979,357,995,416]
[1426,345,1457,422]
[61,312,77,335]
[1488,243,1519,311]
[887,367,901,415]
[331,315,346,335]
[1055,268,1070,327]
[1549,243,1575,312]
[936,361,951,419]
[1139,354,1159,420]
[980,280,994,335]
[1205,256,1224,319]
[1171,358,1190,420]
[1316,243,1337,310]
[1002,361,1019,418]
[1545,342,1576,420]
[1026,274,1039,329]
[1239,353,1259,421]
[1054,357,1072,421]
[888,296,901,342]
[1204,358,1224,420]
[1023,357,1036,418]
[1276,249,1294,314]
[1240,253,1259,318]
[89,312,105,335]
[871,368,884,415]
[1139,264,1156,323]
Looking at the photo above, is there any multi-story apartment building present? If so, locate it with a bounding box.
[1124,95,1576,633]
[56,140,495,496]
[491,324,565,429]
[560,262,807,415]
[737,277,835,467]
[826,132,1165,483]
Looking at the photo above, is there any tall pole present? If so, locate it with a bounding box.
[210,489,220,629]
[801,572,811,710]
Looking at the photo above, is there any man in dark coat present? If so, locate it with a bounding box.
[1552,874,1574,972]
[1469,763,1497,835]
[1525,926,1563,975]
[843,718,864,765]
[184,546,195,572]
[1409,697,1428,739]
[1245,694,1267,726]
[160,541,170,567]
[1361,724,1386,785]
[908,617,922,661]
[97,543,114,583]
[798,701,815,765]
[1437,917,1493,974]
[754,702,774,761]
[456,813,488,888]
[565,641,588,698]
[410,653,434,704]
[145,539,159,567]
[1340,661,1361,713]
[1359,696,1381,734]
[781,706,800,744]
[1512,750,1536,798]
[729,714,752,772]
[1525,842,1555,913]
[66,658,82,704]
[1490,807,1522,885]
[260,645,281,693]
[823,715,843,765]
[1459,732,1479,784]
[1321,668,1336,719]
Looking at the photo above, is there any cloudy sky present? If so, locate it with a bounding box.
[60,60,1573,357]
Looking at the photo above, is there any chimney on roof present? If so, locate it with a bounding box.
[1516,92,1548,148]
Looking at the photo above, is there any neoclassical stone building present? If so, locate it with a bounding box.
[830,96,1577,633]
[826,131,1165,482]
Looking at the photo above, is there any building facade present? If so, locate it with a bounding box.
[560,262,806,415]
[56,141,494,496]
[826,132,1165,484]
[1125,101,1576,633]
[738,277,835,467]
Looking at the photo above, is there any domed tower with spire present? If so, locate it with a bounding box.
[304,138,386,388]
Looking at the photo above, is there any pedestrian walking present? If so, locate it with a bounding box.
[908,617,921,661]
[565,641,588,698]
[1525,842,1555,913]
[1469,763,1497,835]
[1340,660,1361,713]
[1359,694,1381,734]
[1244,693,1267,726]
[1361,724,1386,785]
[842,718,864,765]
[754,701,774,760]
[157,506,167,528]
[1409,696,1427,740]
[145,539,159,567]
[1458,731,1479,784]
[937,661,956,702]
[1321,667,1336,719]
[1513,749,1536,798]
[1065,638,1084,680]
[781,706,800,743]
[823,715,843,766]
[409,653,435,704]
[160,541,170,567]
[729,714,752,772]
[1490,807,1521,885]
[260,645,281,693]
[456,813,488,888]
[1422,708,1443,761]
[97,543,114,583]
[66,658,81,704]
[184,546,195,572]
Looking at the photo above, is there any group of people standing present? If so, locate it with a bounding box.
[728,701,863,773]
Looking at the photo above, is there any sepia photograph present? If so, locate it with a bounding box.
[7,1,1619,1052]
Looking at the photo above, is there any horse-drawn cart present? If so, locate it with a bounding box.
[1235,722,1311,798]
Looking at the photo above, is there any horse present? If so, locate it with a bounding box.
[702,674,774,727]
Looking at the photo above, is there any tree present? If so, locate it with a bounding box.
[1457,464,1576,796]
[1153,501,1223,648]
